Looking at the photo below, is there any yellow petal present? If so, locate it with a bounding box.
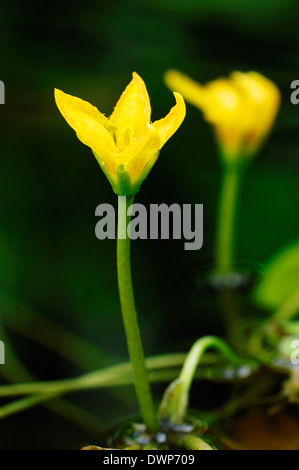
[152,92,186,148]
[196,78,249,160]
[125,124,161,185]
[110,72,151,146]
[203,79,245,127]
[54,89,117,161]
[164,70,205,109]
[231,71,280,148]
[92,150,118,186]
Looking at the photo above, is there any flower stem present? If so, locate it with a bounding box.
[215,165,242,275]
[117,195,157,432]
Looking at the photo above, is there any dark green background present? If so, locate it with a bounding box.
[0,0,298,449]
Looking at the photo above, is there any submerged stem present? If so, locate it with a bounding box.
[218,289,245,353]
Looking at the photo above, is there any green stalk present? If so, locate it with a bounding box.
[0,393,57,419]
[215,165,242,275]
[0,321,105,432]
[159,336,249,425]
[0,354,188,398]
[214,164,246,350]
[0,351,256,419]
[117,195,157,432]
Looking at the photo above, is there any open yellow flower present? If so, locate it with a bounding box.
[165,70,280,165]
[55,73,186,195]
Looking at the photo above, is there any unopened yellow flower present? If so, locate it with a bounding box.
[55,73,186,195]
[165,70,280,165]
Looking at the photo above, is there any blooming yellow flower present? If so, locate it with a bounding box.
[55,73,186,195]
[165,70,280,165]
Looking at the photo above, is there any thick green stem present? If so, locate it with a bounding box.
[215,166,242,275]
[117,195,157,432]
[159,336,249,425]
[214,165,245,350]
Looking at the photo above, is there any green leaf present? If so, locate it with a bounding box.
[277,335,299,360]
[254,240,299,311]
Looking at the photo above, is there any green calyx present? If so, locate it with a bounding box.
[97,151,160,196]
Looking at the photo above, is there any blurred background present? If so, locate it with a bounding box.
[0,0,299,449]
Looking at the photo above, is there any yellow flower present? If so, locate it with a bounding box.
[55,73,186,195]
[165,70,280,165]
